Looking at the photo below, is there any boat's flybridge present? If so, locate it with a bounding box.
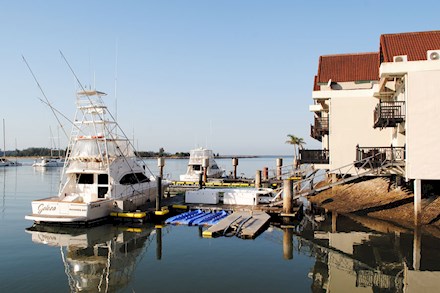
[25,88,164,224]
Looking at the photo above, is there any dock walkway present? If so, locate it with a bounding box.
[202,211,271,239]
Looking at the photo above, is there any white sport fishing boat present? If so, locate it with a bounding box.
[26,90,165,224]
[32,157,64,168]
[179,147,224,181]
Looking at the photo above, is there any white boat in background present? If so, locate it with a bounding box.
[32,157,64,168]
[26,90,166,224]
[179,147,224,181]
[0,157,22,167]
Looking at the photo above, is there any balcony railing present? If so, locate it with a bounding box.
[355,145,405,168]
[299,149,329,164]
[373,101,405,129]
[310,117,329,142]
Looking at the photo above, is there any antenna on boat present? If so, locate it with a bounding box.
[114,39,119,135]
[22,55,69,140]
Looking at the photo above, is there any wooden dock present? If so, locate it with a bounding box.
[202,210,271,239]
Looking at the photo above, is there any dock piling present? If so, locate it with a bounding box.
[255,170,262,188]
[283,179,293,214]
[157,157,165,178]
[263,167,268,181]
[277,158,283,180]
[156,176,162,211]
[202,158,209,183]
[232,157,238,179]
[283,228,293,260]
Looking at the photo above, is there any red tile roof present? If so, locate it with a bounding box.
[316,53,379,84]
[380,30,440,62]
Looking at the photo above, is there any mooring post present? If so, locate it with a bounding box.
[283,228,293,260]
[255,170,262,188]
[156,226,162,260]
[156,176,162,212]
[202,158,209,183]
[283,179,293,214]
[263,167,269,181]
[414,179,422,226]
[232,157,238,179]
[198,173,203,189]
[277,158,283,180]
[157,157,165,178]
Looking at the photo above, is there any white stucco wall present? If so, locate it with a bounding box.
[328,91,393,174]
[406,70,440,180]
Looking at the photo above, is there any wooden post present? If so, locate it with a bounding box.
[283,228,293,260]
[277,158,283,180]
[202,158,209,183]
[156,226,162,260]
[263,167,269,180]
[156,176,162,211]
[157,157,165,178]
[283,179,293,214]
[198,173,203,189]
[255,170,262,188]
[414,179,422,226]
[232,157,238,179]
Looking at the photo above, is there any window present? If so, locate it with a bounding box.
[98,174,108,184]
[192,165,201,171]
[77,173,94,184]
[119,173,150,185]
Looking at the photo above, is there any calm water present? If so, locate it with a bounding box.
[1,157,440,292]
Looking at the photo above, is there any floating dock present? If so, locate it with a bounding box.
[202,211,271,239]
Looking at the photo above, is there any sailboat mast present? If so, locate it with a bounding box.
[3,119,5,158]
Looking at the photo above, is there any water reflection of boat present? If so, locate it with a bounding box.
[26,90,166,224]
[26,224,154,292]
[180,147,224,181]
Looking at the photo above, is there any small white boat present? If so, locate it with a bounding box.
[179,147,224,181]
[26,90,166,224]
[0,157,22,167]
[32,157,64,168]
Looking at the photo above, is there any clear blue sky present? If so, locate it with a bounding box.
[0,1,438,155]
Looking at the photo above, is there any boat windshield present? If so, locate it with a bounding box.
[70,140,134,160]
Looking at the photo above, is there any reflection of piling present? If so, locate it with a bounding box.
[202,158,209,183]
[413,226,421,270]
[157,157,165,178]
[232,157,238,179]
[277,158,283,180]
[156,176,162,211]
[283,228,293,260]
[156,226,162,260]
[255,170,262,188]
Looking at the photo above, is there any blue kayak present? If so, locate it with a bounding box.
[165,209,202,224]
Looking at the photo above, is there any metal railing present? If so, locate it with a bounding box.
[299,149,329,164]
[310,116,329,141]
[355,145,405,168]
[373,101,405,128]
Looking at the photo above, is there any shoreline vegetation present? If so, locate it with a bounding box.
[0,147,266,159]
[309,177,440,238]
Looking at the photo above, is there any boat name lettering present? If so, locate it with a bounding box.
[37,234,57,242]
[37,204,57,214]
[91,204,101,209]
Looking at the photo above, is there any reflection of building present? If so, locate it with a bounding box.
[26,224,154,292]
[298,212,440,292]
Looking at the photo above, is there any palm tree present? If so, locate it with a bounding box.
[285,134,306,168]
